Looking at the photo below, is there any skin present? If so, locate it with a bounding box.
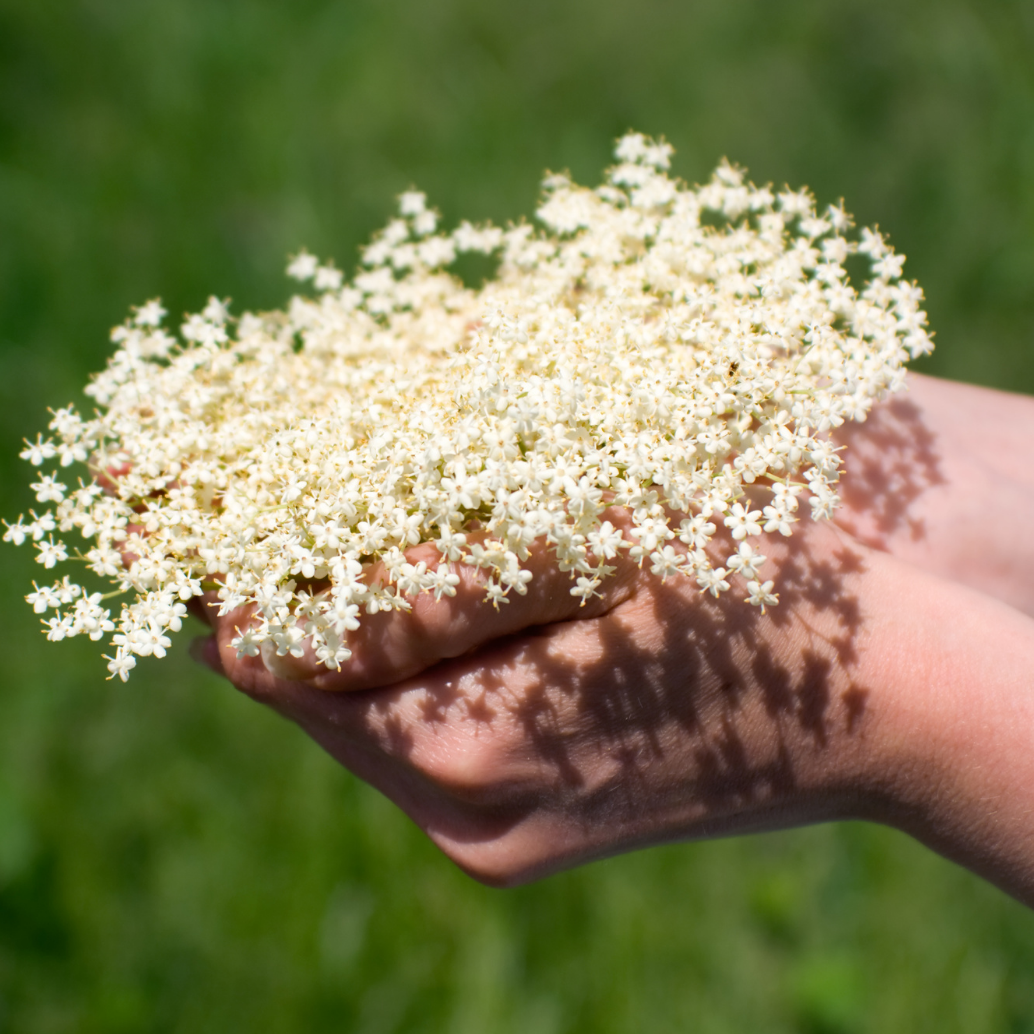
[833,372,1034,617]
[190,373,1034,904]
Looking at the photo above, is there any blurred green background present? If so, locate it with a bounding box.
[1,0,1033,1030]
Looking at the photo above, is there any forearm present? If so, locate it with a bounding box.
[838,549,1034,905]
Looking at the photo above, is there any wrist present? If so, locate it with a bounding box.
[844,553,1034,904]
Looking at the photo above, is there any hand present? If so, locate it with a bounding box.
[194,511,1034,903]
[192,375,1034,904]
[833,372,1034,616]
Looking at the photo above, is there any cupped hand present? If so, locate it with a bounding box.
[193,516,914,885]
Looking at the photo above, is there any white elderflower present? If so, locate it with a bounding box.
[133,299,167,327]
[5,132,931,679]
[30,473,66,504]
[20,435,57,466]
[746,579,779,613]
[2,517,29,546]
[286,250,319,281]
[727,542,767,580]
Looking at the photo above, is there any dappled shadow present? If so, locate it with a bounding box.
[833,396,945,549]
[342,530,875,848]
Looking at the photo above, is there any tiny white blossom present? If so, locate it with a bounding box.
[2,517,28,546]
[413,209,438,237]
[697,566,730,598]
[727,542,766,579]
[43,614,75,641]
[20,435,57,466]
[650,545,684,580]
[429,565,461,600]
[586,521,626,559]
[677,515,716,549]
[26,582,60,613]
[399,191,427,216]
[724,503,763,540]
[314,265,343,291]
[233,627,263,658]
[35,537,68,569]
[762,506,796,537]
[31,473,66,504]
[287,251,319,281]
[746,579,779,613]
[105,651,137,681]
[133,299,167,327]
[202,296,231,324]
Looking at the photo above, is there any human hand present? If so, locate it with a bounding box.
[193,511,1034,903]
[194,516,872,880]
[833,372,1034,616]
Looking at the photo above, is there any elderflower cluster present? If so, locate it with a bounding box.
[4,133,932,682]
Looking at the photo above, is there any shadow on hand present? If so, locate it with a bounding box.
[834,396,945,549]
[289,528,876,877]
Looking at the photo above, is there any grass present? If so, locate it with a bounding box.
[1,0,1033,1030]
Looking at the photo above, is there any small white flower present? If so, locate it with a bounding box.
[762,506,796,537]
[31,473,66,504]
[20,435,57,466]
[26,582,60,613]
[697,566,730,598]
[571,573,603,601]
[43,614,75,641]
[586,521,626,559]
[399,191,427,217]
[746,579,779,613]
[650,545,684,580]
[105,651,137,681]
[413,209,438,237]
[202,296,231,324]
[233,627,263,658]
[314,265,343,291]
[429,565,461,600]
[727,542,766,579]
[724,503,763,540]
[26,511,56,541]
[287,251,319,281]
[2,517,28,546]
[677,515,716,549]
[35,537,68,569]
[133,299,167,327]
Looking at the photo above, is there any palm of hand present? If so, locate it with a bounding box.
[199,519,872,884]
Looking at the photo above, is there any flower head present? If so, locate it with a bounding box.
[5,133,930,679]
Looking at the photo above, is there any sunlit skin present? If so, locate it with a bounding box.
[192,374,1034,906]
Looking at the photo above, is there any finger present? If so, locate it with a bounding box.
[208,507,648,693]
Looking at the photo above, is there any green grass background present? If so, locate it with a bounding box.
[1,0,1033,1030]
